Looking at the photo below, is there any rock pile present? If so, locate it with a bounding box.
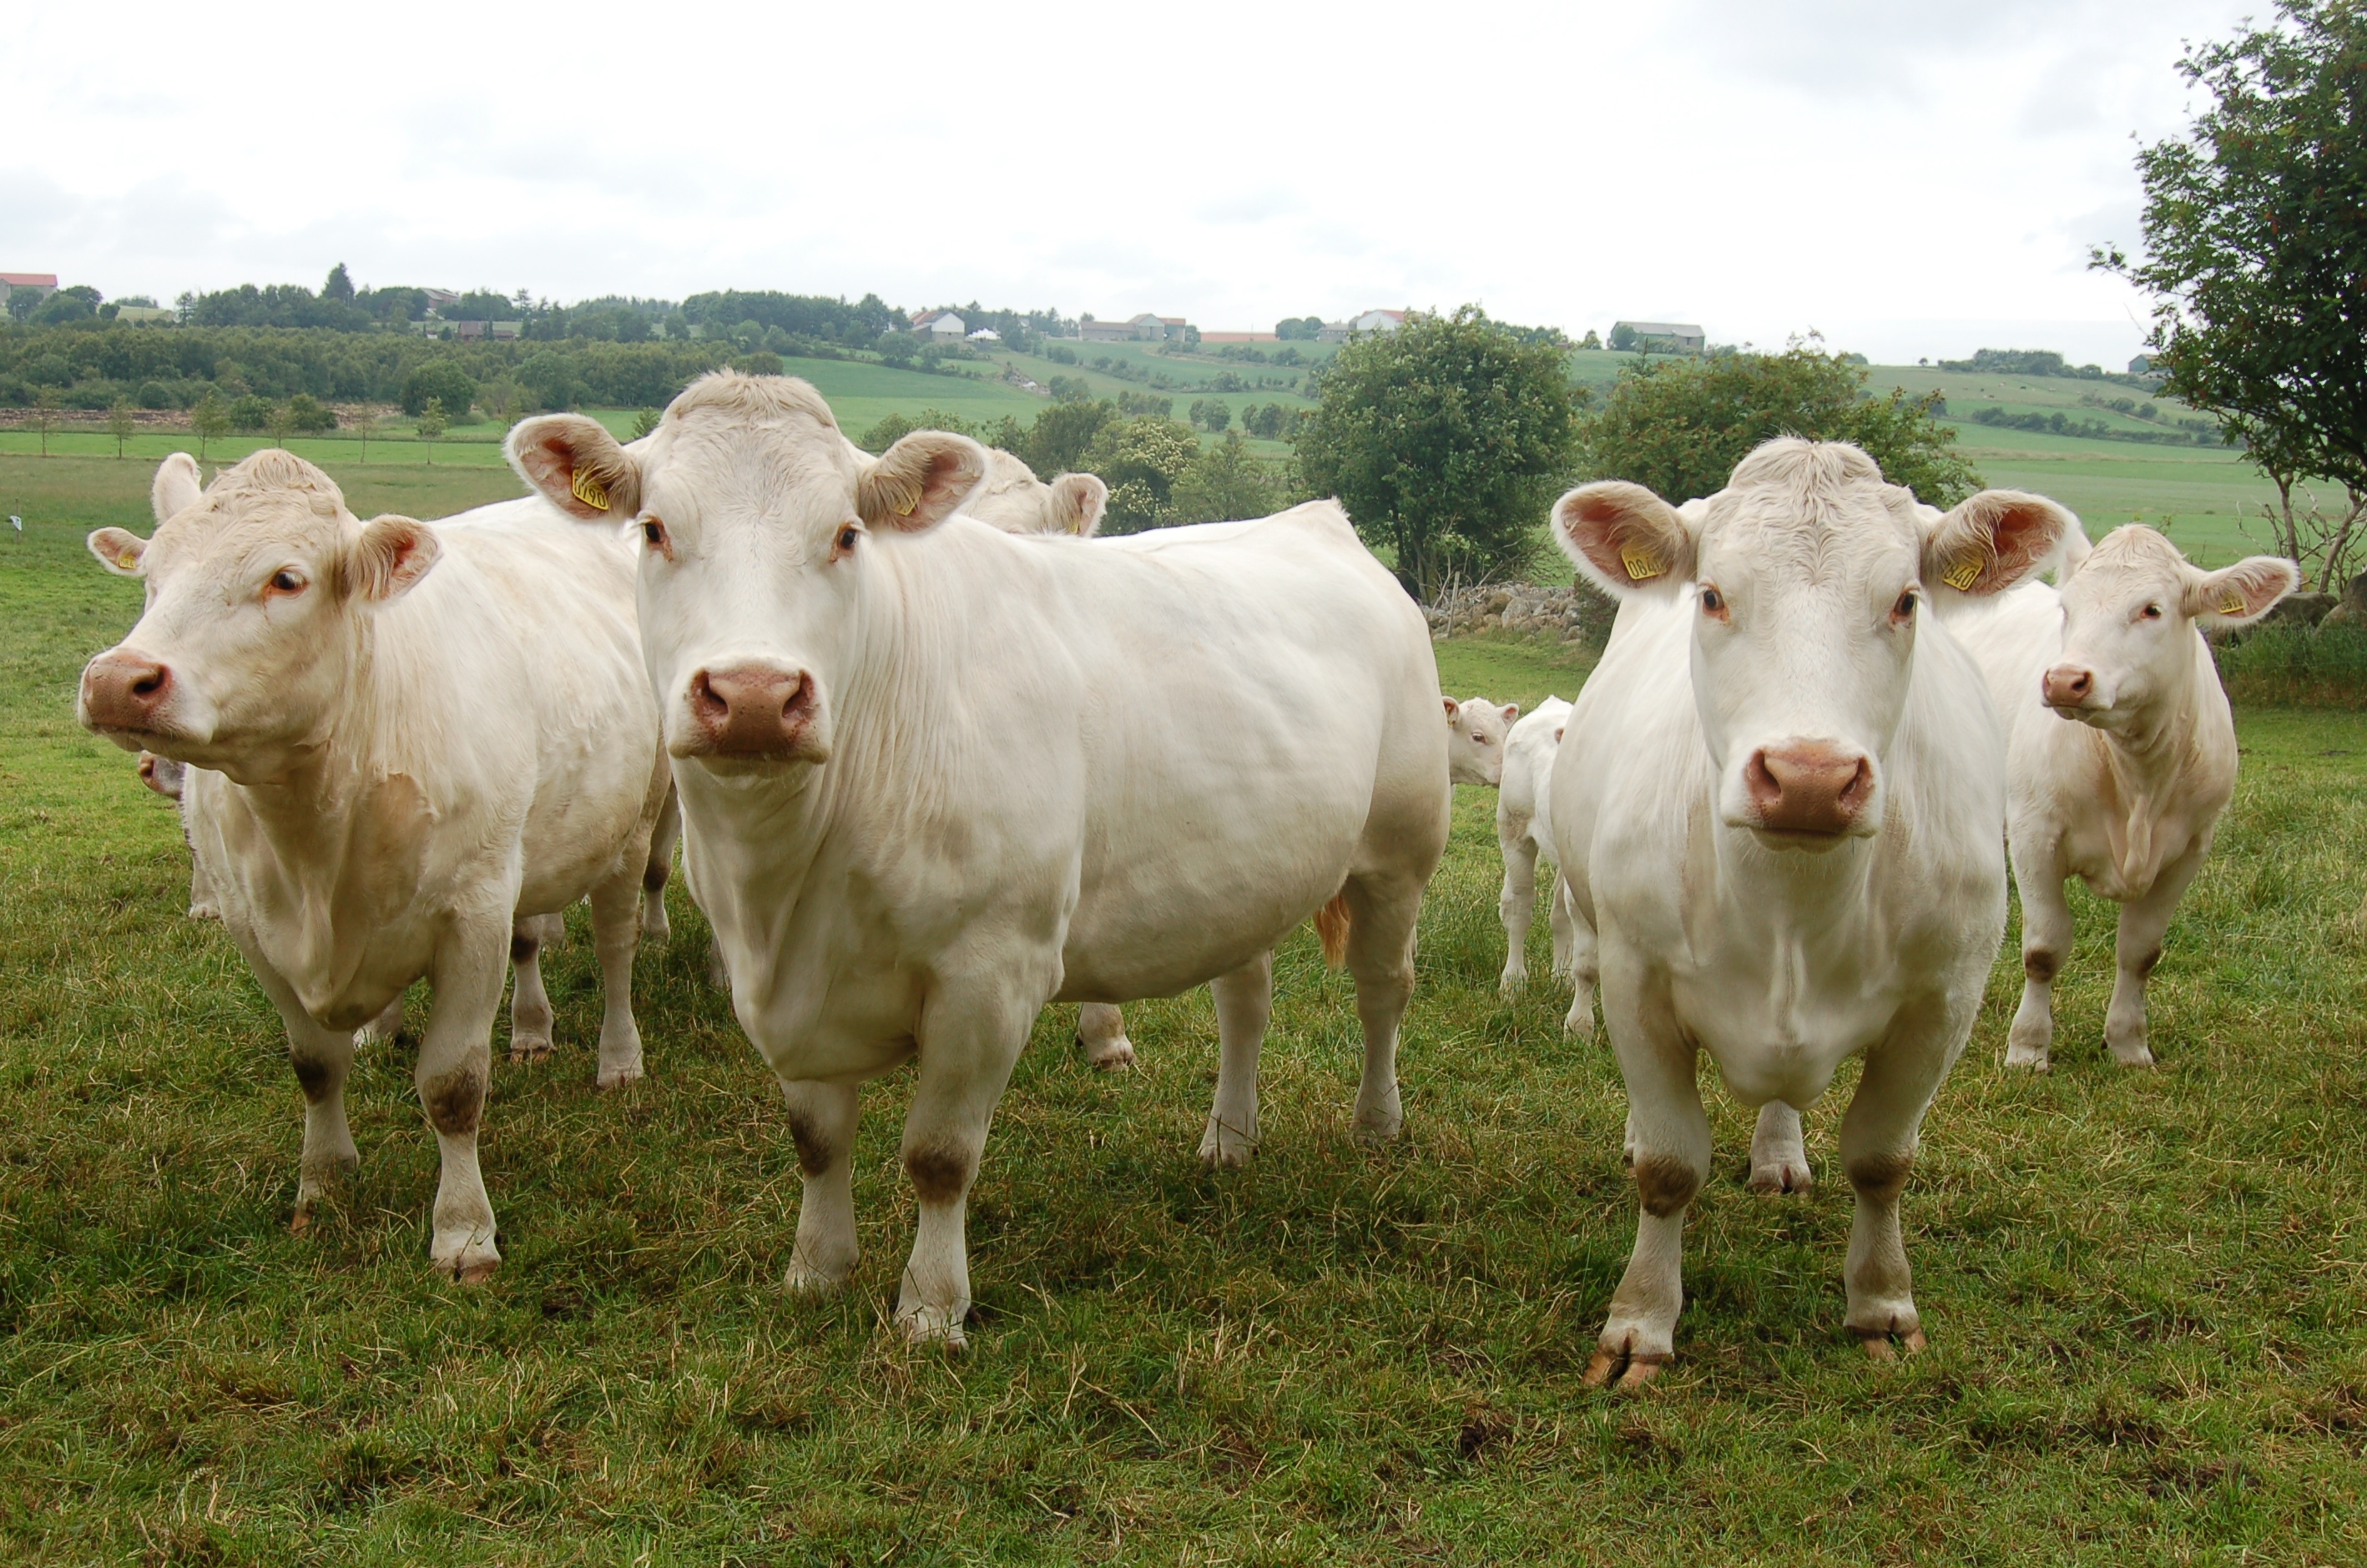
[1424,581,1617,645]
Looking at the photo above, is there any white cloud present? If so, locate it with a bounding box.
[2,0,2253,362]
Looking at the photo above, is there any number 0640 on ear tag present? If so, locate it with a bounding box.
[572,470,610,512]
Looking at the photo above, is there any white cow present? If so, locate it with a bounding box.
[78,450,674,1282]
[507,371,1450,1344]
[1547,440,2072,1386]
[1943,524,2296,1070]
[1493,696,1574,994]
[962,449,1110,539]
[1445,695,1518,786]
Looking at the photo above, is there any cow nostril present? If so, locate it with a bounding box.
[131,669,165,698]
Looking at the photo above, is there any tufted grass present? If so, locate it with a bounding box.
[4,450,2367,1563]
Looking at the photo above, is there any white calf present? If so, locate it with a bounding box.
[79,451,673,1281]
[1493,696,1573,994]
[1549,440,2071,1385]
[1944,525,2296,1069]
[1446,695,1517,785]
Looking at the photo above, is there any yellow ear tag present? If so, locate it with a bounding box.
[118,552,139,571]
[2218,593,2247,615]
[1620,544,1663,581]
[1941,557,1982,591]
[571,470,610,512]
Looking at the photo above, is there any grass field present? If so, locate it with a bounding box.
[3,451,2366,1563]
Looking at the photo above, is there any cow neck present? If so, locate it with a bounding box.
[1710,818,1878,930]
[818,532,977,845]
[217,610,408,860]
[2082,634,2210,890]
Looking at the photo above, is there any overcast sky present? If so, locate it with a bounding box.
[5,0,2253,366]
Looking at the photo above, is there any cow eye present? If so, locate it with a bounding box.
[835,526,861,558]
[268,568,305,595]
[1699,586,1724,616]
[641,519,669,553]
[2142,602,2163,620]
[1893,588,1918,621]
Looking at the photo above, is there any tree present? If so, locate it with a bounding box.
[323,263,356,304]
[351,408,377,464]
[190,391,230,462]
[416,396,448,461]
[1173,432,1282,523]
[1188,397,1231,432]
[30,285,101,325]
[270,399,300,449]
[2094,1,2367,591]
[1295,305,1583,598]
[1578,330,1602,350]
[31,389,61,457]
[1608,322,1638,353]
[631,407,662,440]
[1576,343,1980,507]
[1016,400,1118,475]
[1081,417,1202,533]
[401,362,475,419]
[1276,315,1326,340]
[108,400,136,460]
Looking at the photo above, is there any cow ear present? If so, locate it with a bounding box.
[859,431,989,532]
[345,515,442,602]
[89,527,149,576]
[152,452,203,523]
[1049,471,1108,537]
[2184,554,2299,629]
[1441,694,1461,722]
[1552,481,1695,597]
[1500,703,1520,724]
[1923,491,2075,597]
[508,415,643,522]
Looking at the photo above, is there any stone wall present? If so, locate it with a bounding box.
[1424,580,1618,646]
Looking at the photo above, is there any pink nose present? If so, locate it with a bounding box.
[81,652,172,734]
[687,663,815,757]
[2042,664,2094,707]
[1746,743,1874,834]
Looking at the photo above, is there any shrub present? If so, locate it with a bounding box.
[136,381,177,410]
[2214,622,2367,708]
[284,393,337,433]
[229,394,275,431]
[400,361,476,419]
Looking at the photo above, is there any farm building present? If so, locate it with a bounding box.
[1199,331,1280,344]
[0,272,58,309]
[911,310,967,339]
[1315,309,1411,343]
[1080,312,1192,342]
[1612,320,1706,352]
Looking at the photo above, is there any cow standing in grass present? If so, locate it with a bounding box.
[1943,524,2297,1070]
[1493,696,1574,995]
[508,371,1450,1345]
[78,451,674,1281]
[1547,441,2070,1385]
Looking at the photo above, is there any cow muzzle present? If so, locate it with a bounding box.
[2042,663,2104,715]
[138,751,187,801]
[79,650,177,746]
[678,662,829,763]
[1743,741,1876,841]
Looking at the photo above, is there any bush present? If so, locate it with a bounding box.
[135,381,177,410]
[284,393,337,432]
[401,361,476,419]
[2214,622,2367,707]
[229,394,275,431]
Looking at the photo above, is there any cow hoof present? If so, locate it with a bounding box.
[1582,1347,1668,1391]
[1198,1122,1257,1168]
[189,902,220,921]
[1747,1159,1813,1194]
[453,1260,500,1285]
[641,910,671,945]
[2002,1043,2050,1071]
[595,1061,645,1091]
[509,1039,555,1066]
[1497,969,1527,998]
[1563,984,1596,1036]
[1858,1328,1926,1361]
[289,1207,315,1235]
[2110,1043,2157,1069]
[897,1306,969,1350]
[1353,1116,1401,1148]
[1082,1036,1136,1071]
[785,1258,851,1296]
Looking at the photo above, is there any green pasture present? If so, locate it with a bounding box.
[3,450,2366,1561]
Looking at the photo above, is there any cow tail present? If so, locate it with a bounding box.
[1315,890,1352,970]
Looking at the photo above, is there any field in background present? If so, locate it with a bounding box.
[3,465,2365,1560]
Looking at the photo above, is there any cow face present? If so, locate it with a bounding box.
[964,449,1109,537]
[78,451,438,779]
[1443,695,1518,785]
[508,373,989,776]
[1556,440,2067,851]
[2045,526,2295,731]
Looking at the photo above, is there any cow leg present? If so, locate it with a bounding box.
[354,993,406,1048]
[1198,951,1273,1167]
[1836,1029,1954,1359]
[1547,871,1578,982]
[641,783,679,944]
[1497,823,1539,995]
[2006,839,2072,1070]
[241,958,361,1231]
[1564,908,1601,1036]
[895,985,1036,1346]
[507,916,558,1065]
[417,920,510,1283]
[1077,1003,1136,1071]
[187,857,220,921]
[781,1078,861,1292]
[1587,981,1708,1391]
[1344,873,1426,1144]
[707,934,731,991]
[1747,1101,1812,1193]
[2105,848,2204,1069]
[587,872,646,1088]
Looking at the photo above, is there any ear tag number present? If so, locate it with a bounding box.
[571,470,610,512]
[119,552,139,570]
[1941,557,1982,591]
[1620,545,1662,581]
[2218,593,2247,615]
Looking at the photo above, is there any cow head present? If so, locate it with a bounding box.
[1443,695,1518,785]
[964,448,1108,537]
[1555,441,2070,851]
[507,372,989,775]
[2043,525,2295,732]
[78,450,439,780]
